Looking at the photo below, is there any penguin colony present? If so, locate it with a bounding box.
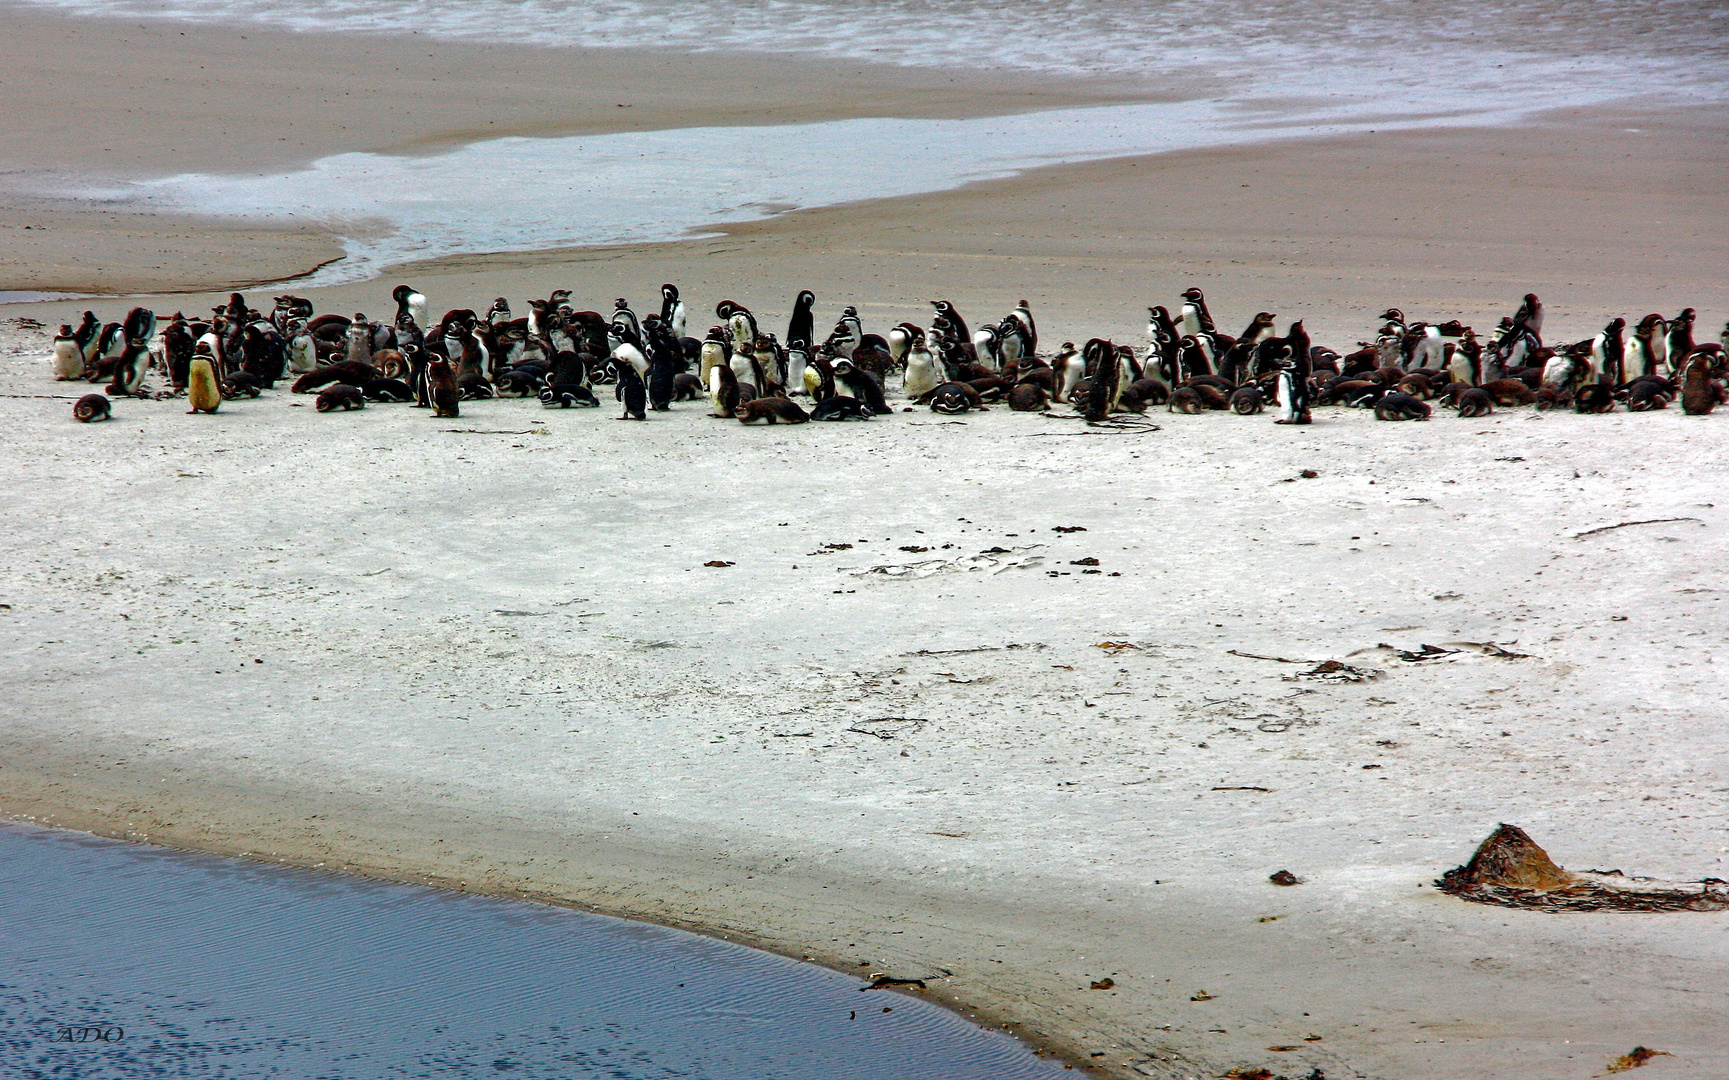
[50,285,1729,425]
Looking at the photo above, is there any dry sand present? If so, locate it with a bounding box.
[4,8,1729,1080]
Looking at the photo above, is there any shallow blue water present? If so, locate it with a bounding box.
[0,822,1067,1079]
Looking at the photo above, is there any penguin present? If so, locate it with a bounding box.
[971,325,1003,373]
[1629,314,1667,377]
[1540,345,1590,392]
[70,311,102,372]
[186,347,222,414]
[73,393,111,422]
[785,342,810,397]
[1591,318,1627,387]
[610,298,643,353]
[1229,386,1265,415]
[1666,308,1698,370]
[810,395,872,421]
[487,297,512,326]
[804,354,836,403]
[1512,293,1544,339]
[122,307,157,347]
[1082,338,1126,421]
[643,315,679,411]
[106,341,150,397]
[1454,387,1493,417]
[1374,392,1431,420]
[1007,383,1048,411]
[1447,328,1482,386]
[708,360,741,418]
[673,372,704,401]
[997,315,1032,369]
[928,301,977,367]
[827,305,864,359]
[393,284,428,330]
[1178,287,1216,337]
[51,326,83,380]
[458,372,495,400]
[1680,351,1719,415]
[660,284,688,340]
[698,326,730,386]
[786,289,816,350]
[1145,305,1182,385]
[1052,342,1082,403]
[540,384,600,408]
[611,324,650,384]
[89,322,127,379]
[752,334,784,395]
[613,357,647,420]
[1272,343,1312,425]
[316,385,367,412]
[928,382,981,414]
[902,332,942,400]
[833,359,891,415]
[271,295,313,333]
[285,321,318,374]
[887,323,920,367]
[428,356,461,418]
[1007,300,1038,357]
[362,377,416,402]
[736,397,809,424]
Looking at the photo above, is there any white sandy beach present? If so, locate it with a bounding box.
[3,300,1728,1078]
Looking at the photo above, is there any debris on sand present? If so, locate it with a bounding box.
[1284,660,1379,683]
[1606,1047,1671,1073]
[843,544,1045,578]
[1269,870,1302,886]
[1439,824,1729,912]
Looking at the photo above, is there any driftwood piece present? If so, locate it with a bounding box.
[1439,824,1729,912]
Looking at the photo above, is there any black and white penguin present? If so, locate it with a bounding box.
[784,342,810,397]
[833,359,891,415]
[1008,300,1037,358]
[1666,308,1698,369]
[698,325,730,386]
[786,289,816,350]
[643,315,679,411]
[1512,293,1544,340]
[70,311,101,370]
[1052,342,1082,403]
[73,393,111,422]
[1374,392,1431,421]
[1591,318,1627,386]
[707,359,742,417]
[928,301,977,368]
[828,306,865,360]
[540,384,600,408]
[486,296,512,326]
[392,284,428,330]
[887,322,920,368]
[1144,305,1182,385]
[613,357,647,420]
[1629,314,1667,377]
[1272,343,1312,425]
[610,323,650,384]
[1083,338,1120,422]
[1178,287,1216,337]
[972,324,1003,372]
[89,322,127,378]
[804,354,836,403]
[122,307,157,347]
[106,341,150,397]
[660,284,687,340]
[810,395,872,421]
[270,295,311,334]
[610,298,642,354]
[363,377,416,402]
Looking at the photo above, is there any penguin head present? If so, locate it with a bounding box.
[797,290,815,307]
[662,283,679,301]
[1181,287,1205,302]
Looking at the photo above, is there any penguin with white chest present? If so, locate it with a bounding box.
[393,284,428,331]
[51,326,82,380]
[186,345,222,414]
[902,331,942,400]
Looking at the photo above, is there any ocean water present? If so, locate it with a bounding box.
[9,0,1727,284]
[0,821,1068,1079]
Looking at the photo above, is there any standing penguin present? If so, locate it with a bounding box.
[1591,318,1627,387]
[1272,343,1312,425]
[1680,351,1718,415]
[644,315,679,411]
[1145,305,1182,385]
[393,284,428,330]
[787,289,816,350]
[613,357,647,420]
[1666,308,1698,369]
[187,346,222,414]
[51,325,82,380]
[1178,287,1216,337]
[1083,339,1120,422]
[660,284,687,339]
[1629,314,1667,378]
[903,331,942,400]
[708,360,741,418]
[609,298,642,354]
[427,356,461,418]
